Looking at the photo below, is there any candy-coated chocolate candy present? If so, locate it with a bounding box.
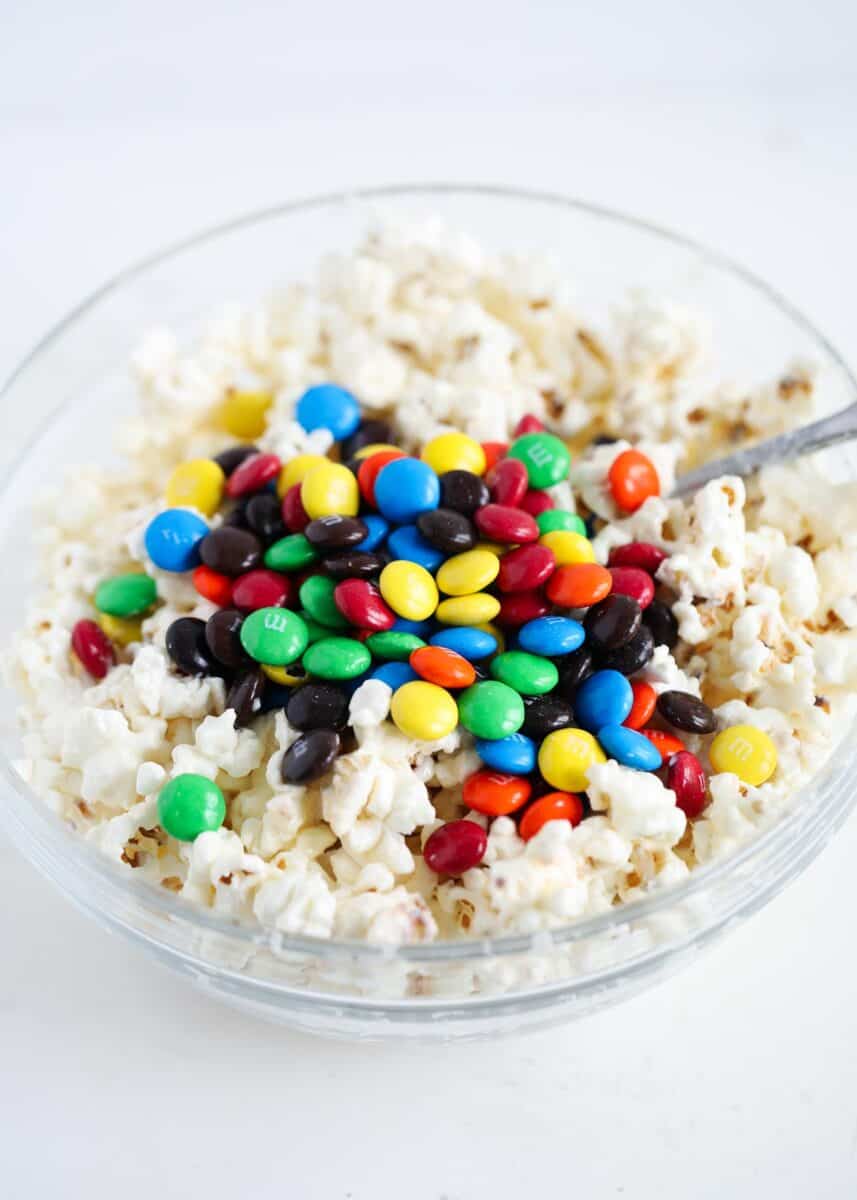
[474,732,536,775]
[436,549,500,597]
[519,489,554,518]
[301,461,360,519]
[303,636,372,680]
[281,729,341,783]
[457,680,525,740]
[281,483,311,533]
[225,667,266,727]
[392,616,435,637]
[487,457,528,507]
[608,449,660,513]
[584,594,642,651]
[538,728,606,792]
[536,509,587,537]
[259,682,295,714]
[608,566,655,610]
[495,590,551,628]
[262,662,309,686]
[97,613,143,646]
[514,414,544,435]
[214,444,259,477]
[264,533,318,573]
[657,690,717,734]
[165,458,225,517]
[357,448,406,505]
[416,508,476,554]
[390,680,459,741]
[421,431,486,477]
[166,617,218,676]
[518,615,584,657]
[600,624,655,675]
[439,469,490,516]
[481,442,509,472]
[519,791,584,841]
[305,515,368,550]
[334,579,396,630]
[296,383,361,441]
[286,682,350,731]
[556,645,595,699]
[95,573,157,618]
[539,530,595,566]
[435,592,501,626]
[424,820,487,875]
[355,514,389,552]
[300,575,350,629]
[474,504,539,544]
[624,680,657,730]
[244,493,286,543]
[496,543,555,593]
[643,599,679,649]
[429,626,497,660]
[71,619,115,680]
[409,645,476,689]
[233,568,292,612]
[371,661,419,690]
[342,418,391,458]
[296,611,330,644]
[386,524,445,572]
[353,442,403,463]
[239,606,308,665]
[607,541,668,575]
[201,527,263,576]
[277,453,330,498]
[507,432,571,488]
[366,631,426,661]
[709,725,777,785]
[145,509,209,572]
[597,724,661,771]
[521,694,574,740]
[668,751,708,818]
[490,650,558,696]
[379,560,439,621]
[463,770,531,816]
[374,457,440,524]
[220,390,272,439]
[573,669,633,732]
[193,565,234,607]
[158,773,226,842]
[226,451,281,499]
[641,728,685,762]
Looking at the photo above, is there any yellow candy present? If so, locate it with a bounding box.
[538,728,606,792]
[277,454,330,498]
[390,681,459,741]
[352,442,403,461]
[300,462,360,518]
[379,561,438,621]
[539,530,596,566]
[421,432,486,476]
[165,458,225,516]
[97,612,144,646]
[219,389,273,439]
[475,541,506,557]
[436,549,500,597]
[262,663,307,686]
[436,593,501,626]
[709,725,777,786]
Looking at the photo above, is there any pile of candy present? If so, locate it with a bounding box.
[70,383,778,876]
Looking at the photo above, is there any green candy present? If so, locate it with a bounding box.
[536,509,587,537]
[303,636,371,680]
[490,650,558,696]
[157,773,226,842]
[95,572,157,618]
[507,432,571,489]
[264,534,318,573]
[240,607,309,665]
[298,610,330,644]
[365,631,425,661]
[457,680,524,741]
[299,576,349,630]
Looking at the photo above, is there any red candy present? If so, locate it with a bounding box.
[226,452,281,499]
[667,750,709,819]
[192,565,233,607]
[497,543,556,593]
[641,728,685,762]
[496,589,552,627]
[607,541,668,575]
[424,820,487,875]
[463,771,532,816]
[607,450,660,513]
[514,414,545,435]
[357,449,405,505]
[475,504,539,544]
[624,680,657,730]
[334,579,395,631]
[487,458,528,507]
[281,484,310,532]
[519,791,584,841]
[608,566,655,610]
[232,569,292,612]
[71,619,115,680]
[481,441,509,472]
[519,489,554,517]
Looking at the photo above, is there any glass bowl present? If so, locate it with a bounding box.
[1,185,855,1041]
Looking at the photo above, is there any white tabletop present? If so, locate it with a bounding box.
[2,3,857,1195]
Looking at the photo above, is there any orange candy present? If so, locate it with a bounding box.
[357,449,406,505]
[193,565,233,607]
[641,728,685,762]
[463,771,532,816]
[519,791,584,841]
[608,449,660,513]
[546,563,612,608]
[481,442,509,472]
[410,645,476,689]
[624,680,657,730]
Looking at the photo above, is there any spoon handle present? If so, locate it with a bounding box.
[671,402,857,498]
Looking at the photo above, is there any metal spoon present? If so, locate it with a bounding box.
[671,402,857,497]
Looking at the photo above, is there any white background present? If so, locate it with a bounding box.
[2,2,857,1196]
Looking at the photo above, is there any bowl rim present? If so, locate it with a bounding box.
[2,181,856,966]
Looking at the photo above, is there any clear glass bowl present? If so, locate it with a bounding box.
[1,185,855,1040]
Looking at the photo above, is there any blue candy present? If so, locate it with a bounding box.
[518,616,585,658]
[475,733,537,775]
[374,458,440,524]
[429,626,497,661]
[259,683,293,714]
[144,508,209,572]
[392,616,435,637]
[371,662,419,690]
[573,670,633,732]
[387,524,445,572]
[295,383,360,441]
[356,514,390,552]
[597,725,661,771]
